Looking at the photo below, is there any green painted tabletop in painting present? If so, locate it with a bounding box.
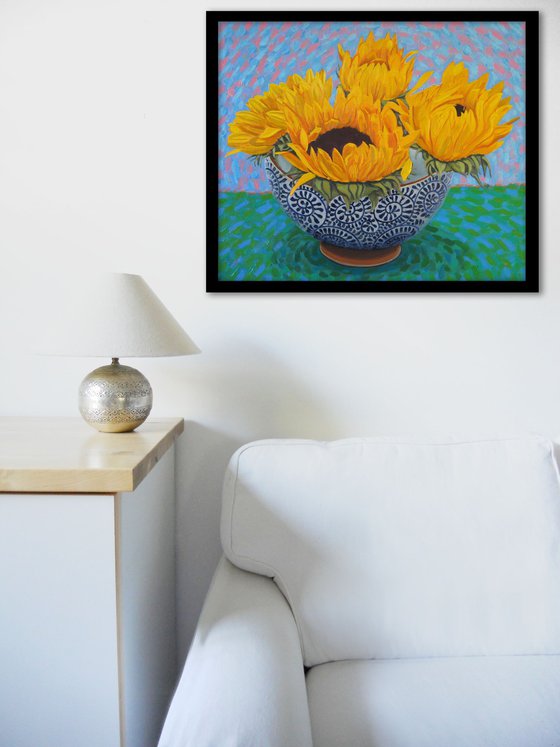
[218,186,525,282]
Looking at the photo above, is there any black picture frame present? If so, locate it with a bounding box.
[207,11,539,292]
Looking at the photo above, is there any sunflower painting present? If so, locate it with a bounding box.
[208,12,538,292]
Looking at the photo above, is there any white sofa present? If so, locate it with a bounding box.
[158,437,560,747]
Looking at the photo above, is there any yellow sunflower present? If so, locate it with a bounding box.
[281,87,416,192]
[338,31,432,102]
[227,70,332,156]
[399,61,519,163]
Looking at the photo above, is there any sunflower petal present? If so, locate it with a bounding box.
[289,172,316,196]
[401,157,413,181]
[408,70,434,95]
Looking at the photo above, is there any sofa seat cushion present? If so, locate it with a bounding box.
[306,655,560,747]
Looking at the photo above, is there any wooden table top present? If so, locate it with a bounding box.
[0,417,184,493]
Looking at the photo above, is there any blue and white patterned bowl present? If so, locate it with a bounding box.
[265,155,452,264]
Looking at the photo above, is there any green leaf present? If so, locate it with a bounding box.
[323,179,335,201]
[471,172,484,187]
[347,183,364,203]
[451,161,468,175]
[334,183,353,208]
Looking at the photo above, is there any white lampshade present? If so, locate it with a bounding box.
[40,272,200,358]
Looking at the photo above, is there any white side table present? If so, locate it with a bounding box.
[0,417,183,747]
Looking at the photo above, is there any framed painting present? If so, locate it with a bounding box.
[207,11,538,292]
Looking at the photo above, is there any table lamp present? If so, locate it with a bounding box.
[42,273,200,433]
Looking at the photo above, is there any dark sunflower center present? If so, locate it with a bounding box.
[308,127,373,156]
[454,103,467,117]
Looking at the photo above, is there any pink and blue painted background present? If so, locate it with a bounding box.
[218,20,525,193]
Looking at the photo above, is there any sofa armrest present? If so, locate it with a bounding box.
[158,556,313,747]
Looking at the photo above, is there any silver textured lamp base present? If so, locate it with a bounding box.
[79,358,153,433]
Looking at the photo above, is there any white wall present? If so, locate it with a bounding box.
[0,0,557,664]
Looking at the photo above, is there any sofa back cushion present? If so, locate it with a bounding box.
[221,437,560,667]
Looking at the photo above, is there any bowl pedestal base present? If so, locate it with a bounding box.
[319,242,401,268]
